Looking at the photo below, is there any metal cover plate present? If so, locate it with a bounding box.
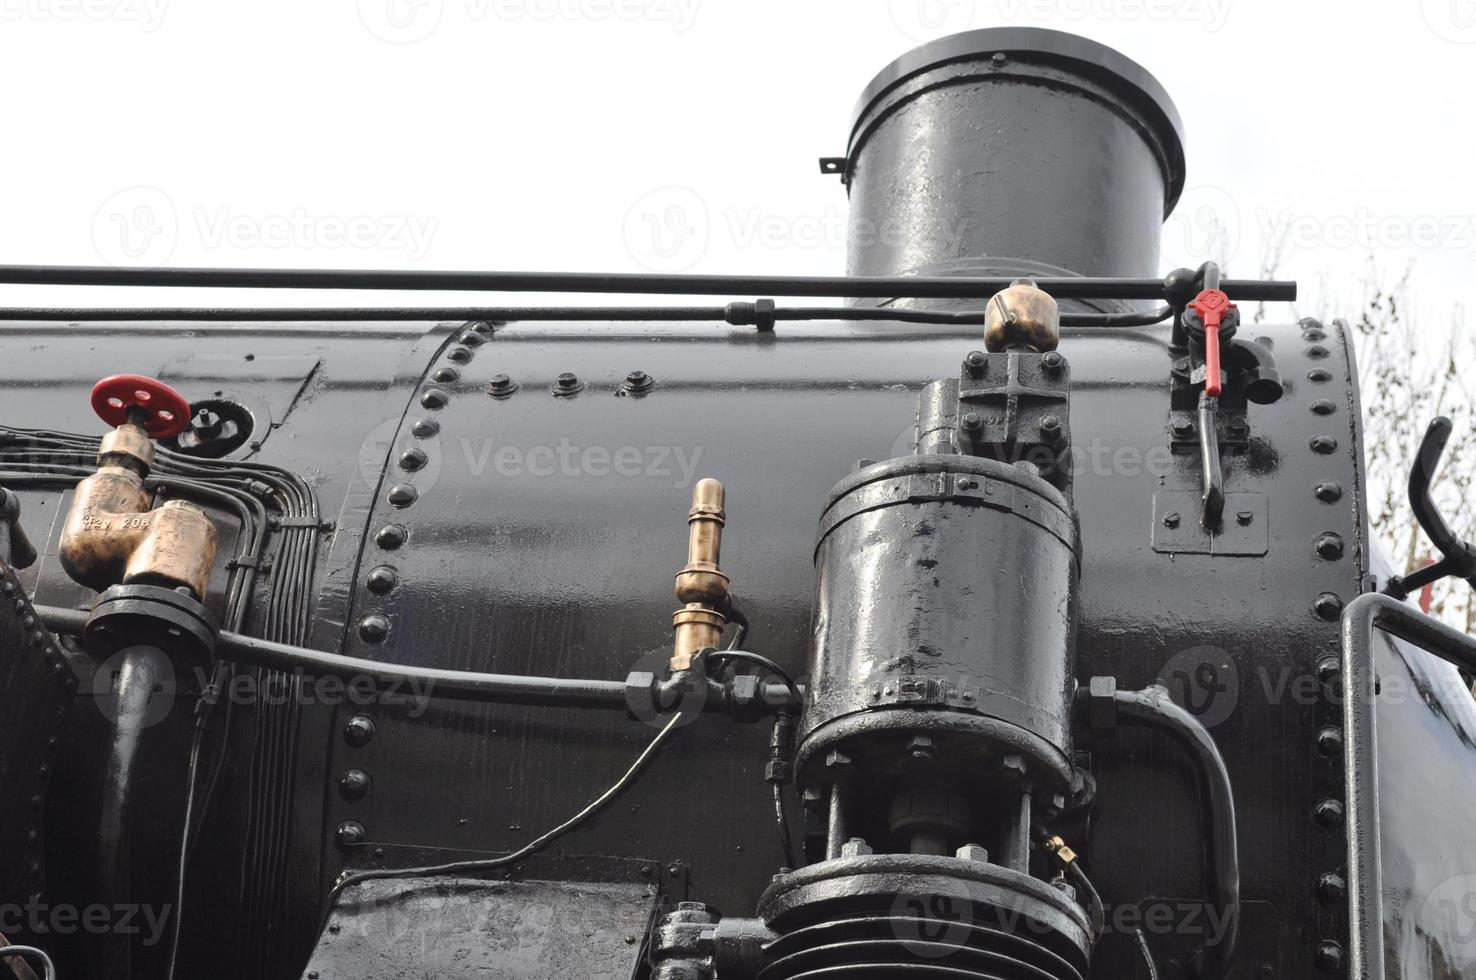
[1151,491,1268,556]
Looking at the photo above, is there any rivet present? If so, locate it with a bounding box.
[1314,533,1345,560]
[1315,656,1341,683]
[432,367,460,383]
[410,417,439,438]
[1313,940,1344,974]
[1316,872,1347,906]
[1310,435,1338,454]
[447,346,473,363]
[358,614,390,643]
[1041,351,1064,374]
[0,581,14,597]
[1314,592,1344,621]
[375,524,407,549]
[335,821,367,849]
[387,484,418,508]
[1305,345,1330,359]
[22,613,36,630]
[1307,368,1332,383]
[1236,511,1254,526]
[990,51,1006,65]
[1313,798,1345,829]
[1163,512,1181,529]
[365,565,398,595]
[1299,317,1324,330]
[344,714,376,747]
[339,769,372,802]
[1039,414,1062,440]
[460,330,487,347]
[1314,481,1343,503]
[398,448,428,472]
[1310,399,1336,415]
[1315,727,1343,757]
[420,388,449,410]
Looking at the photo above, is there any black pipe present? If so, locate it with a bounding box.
[97,646,167,980]
[0,263,1295,302]
[1088,683,1240,977]
[35,605,798,714]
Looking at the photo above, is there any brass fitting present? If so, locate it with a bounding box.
[59,422,219,599]
[983,278,1060,353]
[1041,835,1078,866]
[671,478,729,670]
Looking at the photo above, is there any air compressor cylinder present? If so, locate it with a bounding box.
[796,454,1079,790]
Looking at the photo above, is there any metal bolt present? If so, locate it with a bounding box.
[375,524,407,550]
[1313,941,1345,974]
[1041,351,1064,374]
[1310,399,1336,415]
[1000,754,1028,779]
[447,346,473,363]
[365,565,398,595]
[343,715,376,747]
[1171,419,1194,439]
[432,367,460,383]
[335,821,367,849]
[410,417,439,438]
[1314,533,1345,560]
[1314,482,1343,503]
[955,844,990,863]
[1313,592,1344,621]
[339,769,372,802]
[420,388,449,409]
[1307,368,1332,383]
[963,351,987,377]
[1316,872,1347,906]
[1313,798,1345,829]
[1163,512,1181,529]
[1236,511,1254,526]
[552,372,584,396]
[1315,727,1343,757]
[486,374,518,397]
[386,484,418,508]
[1039,415,1062,440]
[824,750,853,770]
[622,370,654,393]
[358,614,391,644]
[961,412,983,433]
[990,51,1007,65]
[907,735,935,761]
[840,838,873,858]
[398,448,428,472]
[1310,435,1338,454]
[1050,877,1077,901]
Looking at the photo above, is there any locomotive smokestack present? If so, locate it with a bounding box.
[842,28,1185,309]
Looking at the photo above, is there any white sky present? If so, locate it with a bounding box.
[0,0,1471,330]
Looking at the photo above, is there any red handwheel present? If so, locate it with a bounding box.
[90,374,192,439]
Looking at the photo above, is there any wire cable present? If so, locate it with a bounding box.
[318,709,688,931]
[1066,862,1106,940]
[1134,927,1161,980]
[0,944,57,980]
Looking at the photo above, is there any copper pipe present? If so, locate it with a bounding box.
[671,478,729,670]
[59,422,219,599]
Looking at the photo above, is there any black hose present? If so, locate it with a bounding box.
[1101,684,1240,977]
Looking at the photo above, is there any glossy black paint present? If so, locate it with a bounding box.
[0,309,1472,979]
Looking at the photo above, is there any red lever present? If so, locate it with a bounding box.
[90,374,192,439]
[1188,288,1235,398]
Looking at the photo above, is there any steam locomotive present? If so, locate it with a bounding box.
[1,26,1474,980]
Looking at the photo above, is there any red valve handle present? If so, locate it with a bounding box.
[90,374,192,439]
[1188,288,1235,398]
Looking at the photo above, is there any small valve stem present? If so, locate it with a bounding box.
[671,478,729,671]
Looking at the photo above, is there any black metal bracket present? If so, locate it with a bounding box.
[1382,417,1476,601]
[0,487,37,569]
[1341,593,1476,980]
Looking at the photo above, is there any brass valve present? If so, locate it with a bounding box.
[983,278,1060,353]
[671,478,729,671]
[59,376,219,599]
